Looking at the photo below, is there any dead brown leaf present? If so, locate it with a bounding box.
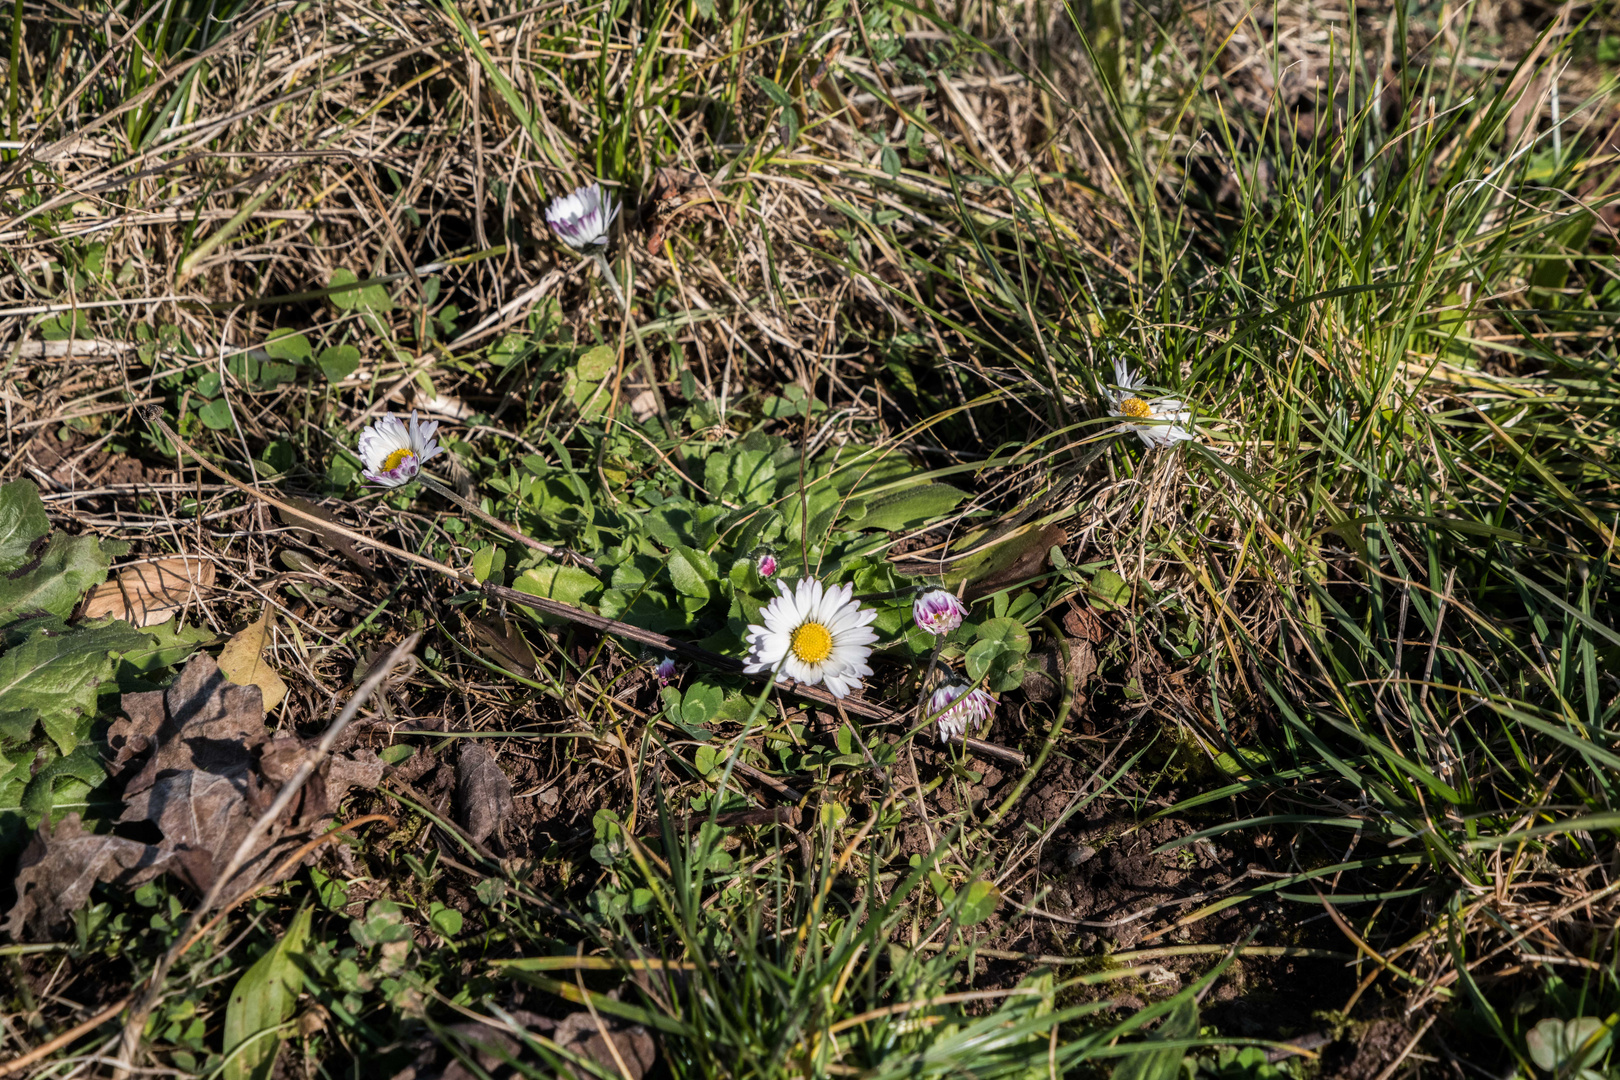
[2,814,171,940]
[640,166,737,253]
[81,557,215,627]
[4,654,384,939]
[551,1012,658,1080]
[217,610,289,712]
[465,616,536,679]
[455,743,513,847]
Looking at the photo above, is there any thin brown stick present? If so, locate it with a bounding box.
[139,410,1027,765]
[416,473,594,567]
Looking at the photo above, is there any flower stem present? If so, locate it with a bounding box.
[591,251,625,308]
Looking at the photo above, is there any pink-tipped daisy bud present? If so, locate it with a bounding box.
[929,683,997,741]
[757,553,777,578]
[913,589,968,636]
[653,656,677,686]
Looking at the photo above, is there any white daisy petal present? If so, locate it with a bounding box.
[546,182,618,250]
[1107,366,1199,450]
[357,409,443,487]
[742,577,879,699]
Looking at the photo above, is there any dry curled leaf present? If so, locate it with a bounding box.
[551,1012,658,1080]
[81,557,215,627]
[2,814,171,940]
[640,167,736,253]
[4,654,384,939]
[217,610,289,713]
[455,743,513,847]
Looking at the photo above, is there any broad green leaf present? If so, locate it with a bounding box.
[957,879,1000,924]
[261,330,311,362]
[429,901,464,938]
[317,345,361,383]
[563,345,617,418]
[1089,568,1132,610]
[198,398,236,430]
[515,565,600,624]
[470,544,504,584]
[0,621,150,754]
[19,744,105,827]
[964,617,1032,693]
[328,268,394,313]
[752,73,793,108]
[666,544,717,600]
[0,533,112,632]
[705,449,776,504]
[223,905,312,1080]
[0,480,50,572]
[859,483,968,532]
[350,899,411,947]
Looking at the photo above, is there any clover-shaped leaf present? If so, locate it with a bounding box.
[964,617,1032,692]
[1527,1016,1611,1078]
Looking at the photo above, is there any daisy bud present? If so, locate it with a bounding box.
[756,553,777,578]
[545,182,619,250]
[929,683,997,742]
[744,578,879,699]
[653,656,677,686]
[357,411,443,488]
[913,589,967,636]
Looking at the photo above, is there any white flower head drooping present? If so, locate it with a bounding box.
[545,182,619,250]
[929,683,997,742]
[744,578,879,699]
[913,589,968,636]
[357,411,443,487]
[1108,359,1196,449]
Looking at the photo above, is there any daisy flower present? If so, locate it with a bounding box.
[357,411,443,487]
[756,552,777,578]
[545,182,618,250]
[913,589,967,636]
[744,578,878,699]
[929,683,997,742]
[1108,359,1195,449]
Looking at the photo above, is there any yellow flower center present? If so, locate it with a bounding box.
[1119,397,1152,419]
[790,622,833,664]
[381,448,415,473]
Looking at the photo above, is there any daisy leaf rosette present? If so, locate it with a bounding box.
[545,182,619,250]
[744,578,879,699]
[1108,359,1195,448]
[357,411,444,487]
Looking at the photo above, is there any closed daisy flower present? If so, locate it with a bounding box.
[929,683,997,741]
[744,578,878,699]
[357,411,443,487]
[1108,359,1195,449]
[545,182,618,250]
[913,589,967,636]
